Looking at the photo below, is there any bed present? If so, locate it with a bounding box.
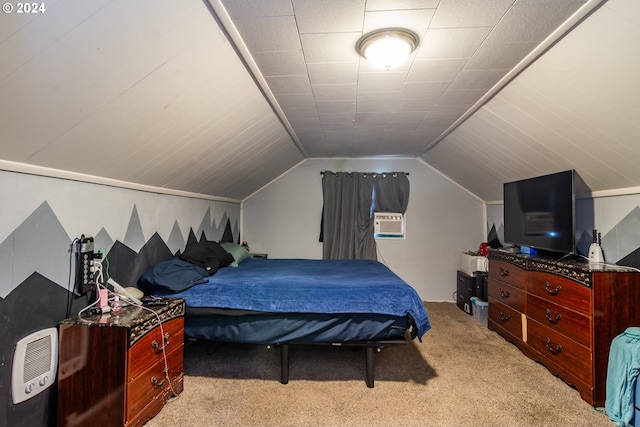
[139,243,431,387]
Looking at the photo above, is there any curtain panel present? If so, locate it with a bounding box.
[321,171,409,260]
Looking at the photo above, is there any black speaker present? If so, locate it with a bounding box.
[474,272,488,301]
[456,270,474,315]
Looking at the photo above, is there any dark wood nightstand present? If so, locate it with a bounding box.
[57,298,185,427]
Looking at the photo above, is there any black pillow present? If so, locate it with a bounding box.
[138,258,208,293]
[180,240,235,274]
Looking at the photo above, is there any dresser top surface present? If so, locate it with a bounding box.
[489,249,637,274]
[61,297,184,329]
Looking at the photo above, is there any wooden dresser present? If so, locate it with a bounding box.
[488,250,640,406]
[57,298,185,427]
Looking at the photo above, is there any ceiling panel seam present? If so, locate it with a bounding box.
[419,0,608,155]
[205,0,308,158]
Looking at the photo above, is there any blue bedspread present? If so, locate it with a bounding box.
[154,258,431,340]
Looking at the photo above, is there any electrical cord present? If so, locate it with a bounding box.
[93,258,104,293]
[77,259,105,318]
[65,237,79,319]
[137,303,181,398]
[575,253,640,273]
[99,248,110,284]
[78,302,181,399]
[70,248,179,399]
[375,241,389,267]
[76,269,180,399]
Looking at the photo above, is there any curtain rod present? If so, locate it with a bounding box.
[320,171,409,176]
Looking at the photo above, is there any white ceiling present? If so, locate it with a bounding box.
[216,0,591,158]
[424,0,640,201]
[0,0,638,201]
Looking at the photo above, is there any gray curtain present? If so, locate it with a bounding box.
[372,172,410,214]
[321,171,409,260]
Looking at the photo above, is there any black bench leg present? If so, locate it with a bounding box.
[280,343,289,384]
[365,346,375,388]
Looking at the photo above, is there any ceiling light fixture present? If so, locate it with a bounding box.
[356,28,419,71]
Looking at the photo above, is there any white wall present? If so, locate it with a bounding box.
[242,158,486,301]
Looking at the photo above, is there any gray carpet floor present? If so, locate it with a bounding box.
[145,301,614,427]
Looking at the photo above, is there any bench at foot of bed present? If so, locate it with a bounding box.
[272,338,407,388]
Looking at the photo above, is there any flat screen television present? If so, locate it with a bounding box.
[504,170,589,255]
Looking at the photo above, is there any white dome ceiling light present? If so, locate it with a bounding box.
[356,28,419,71]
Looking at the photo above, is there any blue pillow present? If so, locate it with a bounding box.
[138,258,208,293]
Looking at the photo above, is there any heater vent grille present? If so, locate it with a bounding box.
[24,336,53,382]
[12,328,58,404]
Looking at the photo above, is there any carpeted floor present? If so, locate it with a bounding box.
[145,301,614,427]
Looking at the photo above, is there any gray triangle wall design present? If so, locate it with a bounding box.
[0,198,238,426]
[1,202,238,299]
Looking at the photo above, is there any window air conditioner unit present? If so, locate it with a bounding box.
[374,212,404,238]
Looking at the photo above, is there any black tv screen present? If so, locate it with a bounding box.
[504,170,579,254]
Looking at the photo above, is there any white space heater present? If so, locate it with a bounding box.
[12,328,58,404]
[374,212,405,238]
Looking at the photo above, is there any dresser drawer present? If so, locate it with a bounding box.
[126,344,184,422]
[527,319,591,385]
[527,294,591,347]
[489,260,525,289]
[489,281,525,312]
[527,272,590,314]
[488,298,523,341]
[57,298,185,427]
[128,317,184,382]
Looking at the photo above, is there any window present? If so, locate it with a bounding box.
[321,171,409,259]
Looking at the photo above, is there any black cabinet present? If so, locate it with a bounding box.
[474,273,488,301]
[457,270,474,314]
[456,270,488,315]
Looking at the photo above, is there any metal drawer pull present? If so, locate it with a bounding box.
[499,311,511,322]
[544,281,562,296]
[499,267,510,277]
[545,309,562,324]
[545,338,562,354]
[151,376,167,387]
[152,333,170,353]
[499,288,510,298]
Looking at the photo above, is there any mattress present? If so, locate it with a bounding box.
[152,258,431,343]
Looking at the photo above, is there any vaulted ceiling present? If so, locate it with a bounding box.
[0,0,638,202]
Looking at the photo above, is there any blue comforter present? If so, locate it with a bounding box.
[154,258,431,340]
